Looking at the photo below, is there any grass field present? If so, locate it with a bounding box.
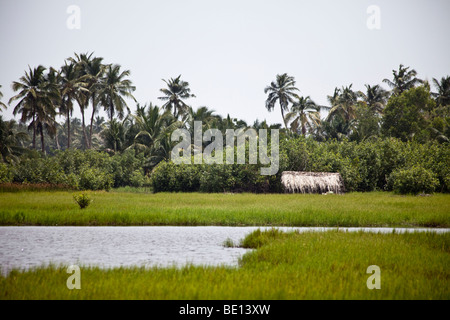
[1,229,449,299]
[1,191,448,300]
[0,191,449,227]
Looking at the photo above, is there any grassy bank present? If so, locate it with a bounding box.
[0,191,449,227]
[1,230,449,299]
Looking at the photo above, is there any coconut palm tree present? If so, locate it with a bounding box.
[158,75,196,119]
[286,96,320,136]
[69,52,108,149]
[432,76,450,107]
[35,68,60,154]
[252,119,282,131]
[85,56,105,148]
[93,116,106,134]
[382,64,423,96]
[322,113,352,141]
[264,73,299,130]
[69,53,95,149]
[358,84,389,115]
[101,118,127,153]
[100,64,136,122]
[327,84,358,123]
[130,103,180,170]
[66,117,84,149]
[131,103,178,150]
[10,65,49,150]
[185,106,221,133]
[59,60,88,149]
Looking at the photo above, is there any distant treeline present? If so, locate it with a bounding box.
[0,53,449,194]
[0,137,448,194]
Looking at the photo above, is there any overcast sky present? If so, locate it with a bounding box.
[1,0,449,125]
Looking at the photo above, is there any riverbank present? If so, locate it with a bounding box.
[0,191,449,227]
[1,229,449,299]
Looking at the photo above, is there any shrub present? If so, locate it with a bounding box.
[388,166,440,194]
[199,164,235,192]
[78,166,113,191]
[129,169,145,188]
[0,162,13,183]
[73,193,92,209]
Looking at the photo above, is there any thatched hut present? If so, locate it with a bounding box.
[281,171,345,194]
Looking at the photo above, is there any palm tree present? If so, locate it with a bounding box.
[327,84,358,123]
[85,56,105,148]
[100,64,136,122]
[185,106,220,132]
[70,53,94,149]
[286,96,320,135]
[130,103,180,170]
[10,65,48,150]
[70,52,108,149]
[101,118,127,153]
[432,76,450,107]
[35,68,60,154]
[322,113,352,141]
[93,116,105,134]
[358,84,389,115]
[59,60,88,149]
[0,116,29,163]
[252,119,282,131]
[264,73,299,130]
[158,75,196,119]
[382,64,423,96]
[0,85,7,110]
[66,117,84,149]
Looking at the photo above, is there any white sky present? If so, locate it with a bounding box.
[1,0,449,125]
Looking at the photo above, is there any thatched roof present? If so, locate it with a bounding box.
[281,171,345,194]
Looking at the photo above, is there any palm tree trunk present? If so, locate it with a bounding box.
[32,104,37,150]
[280,107,288,131]
[89,96,96,149]
[80,107,89,150]
[110,101,114,122]
[67,109,71,149]
[40,125,45,154]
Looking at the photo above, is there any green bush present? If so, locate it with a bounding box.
[0,162,13,183]
[199,164,235,192]
[388,166,440,194]
[78,166,113,191]
[2,137,448,193]
[73,193,92,209]
[129,169,145,188]
[151,161,201,192]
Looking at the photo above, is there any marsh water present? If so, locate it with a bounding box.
[1,226,449,275]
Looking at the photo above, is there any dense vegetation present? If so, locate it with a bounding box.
[0,54,449,194]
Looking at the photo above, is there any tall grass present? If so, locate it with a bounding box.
[1,230,449,299]
[0,191,449,227]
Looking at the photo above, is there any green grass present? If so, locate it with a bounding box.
[0,191,449,227]
[1,230,449,299]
